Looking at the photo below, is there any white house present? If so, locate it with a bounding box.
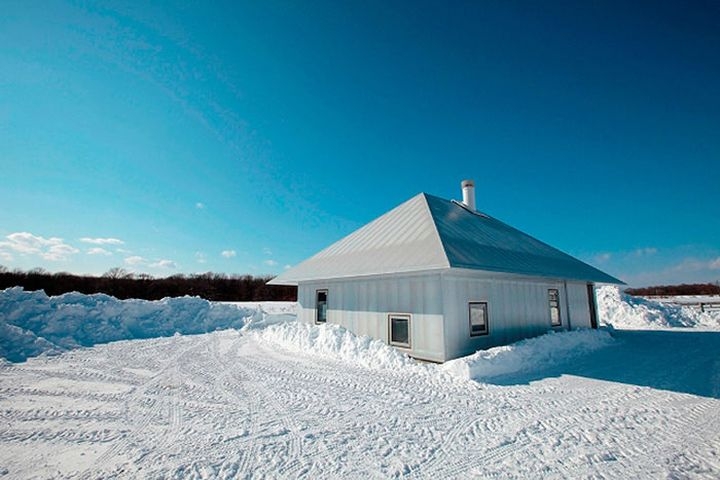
[268,180,623,362]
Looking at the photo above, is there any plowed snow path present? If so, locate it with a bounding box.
[0,329,718,479]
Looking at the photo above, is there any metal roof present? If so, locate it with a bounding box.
[268,193,624,286]
[268,194,449,285]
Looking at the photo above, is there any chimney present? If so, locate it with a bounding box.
[461,179,476,211]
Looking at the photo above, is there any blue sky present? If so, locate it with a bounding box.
[1,0,718,287]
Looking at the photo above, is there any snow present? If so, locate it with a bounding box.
[0,286,719,478]
[653,294,720,305]
[0,287,286,362]
[254,322,418,370]
[442,329,615,381]
[597,285,720,330]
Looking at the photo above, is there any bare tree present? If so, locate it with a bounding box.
[103,267,131,279]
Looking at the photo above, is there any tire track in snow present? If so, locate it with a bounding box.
[413,380,664,479]
[209,332,265,478]
[407,384,562,479]
[0,427,122,444]
[232,342,306,477]
[563,387,719,479]
[652,397,720,478]
[241,341,401,477]
[3,325,719,479]
[140,330,267,478]
[0,363,139,386]
[0,385,126,402]
[247,340,474,478]
[0,408,123,423]
[80,334,213,477]
[415,408,536,479]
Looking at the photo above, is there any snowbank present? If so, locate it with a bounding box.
[597,286,720,330]
[254,322,417,370]
[0,287,263,362]
[236,302,297,330]
[4,284,718,366]
[442,329,614,381]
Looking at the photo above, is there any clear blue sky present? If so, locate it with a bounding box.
[1,0,718,287]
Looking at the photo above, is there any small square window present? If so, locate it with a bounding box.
[389,314,411,348]
[469,302,489,336]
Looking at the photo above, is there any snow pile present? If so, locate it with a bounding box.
[254,322,417,370]
[239,303,298,331]
[597,286,720,330]
[4,283,718,366]
[442,329,614,382]
[0,287,263,362]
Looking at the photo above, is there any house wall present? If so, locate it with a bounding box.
[441,272,592,360]
[565,282,593,329]
[297,270,597,363]
[297,272,446,362]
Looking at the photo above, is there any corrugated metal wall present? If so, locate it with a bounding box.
[298,271,594,362]
[565,282,593,329]
[441,272,592,360]
[297,272,446,362]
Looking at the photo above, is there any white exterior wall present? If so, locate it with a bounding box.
[564,281,593,329]
[297,270,597,363]
[441,271,573,360]
[297,272,446,362]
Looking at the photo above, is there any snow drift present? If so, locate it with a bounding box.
[442,329,614,381]
[0,287,261,362]
[597,286,720,330]
[254,322,417,370]
[2,285,719,364]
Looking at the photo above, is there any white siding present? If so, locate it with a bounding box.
[441,272,568,360]
[297,272,445,362]
[565,282,593,329]
[297,271,600,363]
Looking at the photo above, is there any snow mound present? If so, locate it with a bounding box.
[597,286,720,330]
[442,329,614,382]
[0,287,263,362]
[241,308,298,331]
[254,321,417,370]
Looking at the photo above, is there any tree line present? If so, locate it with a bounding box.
[626,283,720,297]
[0,266,296,302]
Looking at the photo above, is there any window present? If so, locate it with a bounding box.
[549,288,561,326]
[389,314,411,348]
[316,290,328,324]
[469,302,489,336]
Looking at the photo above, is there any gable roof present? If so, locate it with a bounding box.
[268,193,623,286]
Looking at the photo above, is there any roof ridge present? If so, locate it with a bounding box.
[269,191,624,286]
[424,194,624,284]
[419,193,452,270]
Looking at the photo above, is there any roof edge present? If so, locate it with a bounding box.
[420,192,452,269]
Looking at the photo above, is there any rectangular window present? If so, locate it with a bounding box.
[549,288,561,326]
[389,314,411,348]
[316,290,328,324]
[469,302,489,336]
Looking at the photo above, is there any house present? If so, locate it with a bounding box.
[268,180,623,362]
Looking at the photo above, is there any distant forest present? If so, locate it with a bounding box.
[4,266,718,301]
[0,266,296,302]
[626,283,720,297]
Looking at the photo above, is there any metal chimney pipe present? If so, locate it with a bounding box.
[461,179,475,211]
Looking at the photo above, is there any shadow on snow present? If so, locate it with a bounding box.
[482,329,720,399]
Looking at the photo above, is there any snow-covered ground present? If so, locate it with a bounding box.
[0,286,719,478]
[597,286,720,330]
[642,295,720,305]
